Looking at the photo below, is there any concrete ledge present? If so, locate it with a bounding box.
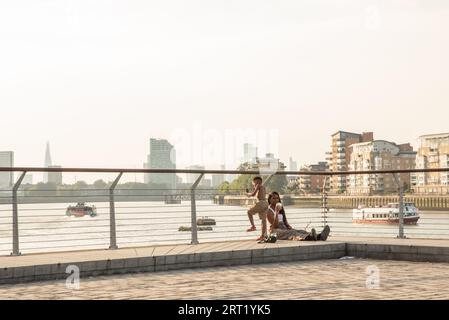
[0,242,345,285]
[2,238,449,285]
[346,242,449,263]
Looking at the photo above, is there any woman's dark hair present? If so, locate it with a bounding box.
[268,191,281,204]
[268,192,286,217]
[253,176,263,183]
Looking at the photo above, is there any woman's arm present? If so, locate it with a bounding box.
[266,210,278,232]
[276,203,293,229]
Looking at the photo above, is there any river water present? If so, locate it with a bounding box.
[1,201,449,255]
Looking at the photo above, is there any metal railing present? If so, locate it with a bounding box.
[1,166,449,256]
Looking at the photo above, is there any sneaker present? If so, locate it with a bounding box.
[310,228,317,241]
[246,226,257,232]
[320,225,330,241]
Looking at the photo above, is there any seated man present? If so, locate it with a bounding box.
[266,192,330,241]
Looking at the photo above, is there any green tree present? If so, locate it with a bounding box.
[25,182,57,197]
[218,181,231,195]
[265,175,288,194]
[93,179,108,189]
[226,174,288,195]
[73,181,89,189]
[229,174,255,194]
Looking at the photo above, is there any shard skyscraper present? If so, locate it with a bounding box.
[44,142,52,183]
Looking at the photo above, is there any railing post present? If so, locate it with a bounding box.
[321,175,330,228]
[392,173,405,239]
[190,173,204,245]
[109,172,123,250]
[11,171,26,256]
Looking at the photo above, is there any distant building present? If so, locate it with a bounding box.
[201,179,212,188]
[0,151,14,188]
[243,143,258,164]
[47,165,63,185]
[23,174,33,185]
[186,165,205,184]
[413,133,449,194]
[212,165,226,187]
[326,131,374,193]
[144,139,176,190]
[44,142,52,183]
[289,157,298,172]
[347,140,416,195]
[239,153,286,172]
[298,162,329,194]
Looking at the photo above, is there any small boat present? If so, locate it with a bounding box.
[164,195,182,204]
[196,217,216,226]
[66,202,97,217]
[352,202,419,225]
[178,226,213,232]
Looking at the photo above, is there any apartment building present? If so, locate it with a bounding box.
[347,140,416,195]
[413,133,449,194]
[326,131,374,193]
[298,162,329,194]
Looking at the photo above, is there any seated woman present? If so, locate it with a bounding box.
[266,192,330,241]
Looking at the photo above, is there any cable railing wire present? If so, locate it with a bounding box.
[1,166,449,255]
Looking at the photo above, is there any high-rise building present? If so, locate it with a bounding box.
[0,151,14,188]
[347,140,416,195]
[413,133,449,194]
[289,157,298,171]
[145,139,176,189]
[47,165,63,185]
[243,143,258,164]
[43,142,63,185]
[186,165,205,184]
[212,165,226,187]
[326,131,374,193]
[44,142,53,183]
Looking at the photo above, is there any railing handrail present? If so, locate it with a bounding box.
[1,167,449,175]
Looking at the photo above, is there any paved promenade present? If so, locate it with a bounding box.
[0,237,449,299]
[1,258,449,299]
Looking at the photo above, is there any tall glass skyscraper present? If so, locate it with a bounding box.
[0,151,14,188]
[44,142,52,183]
[144,139,176,190]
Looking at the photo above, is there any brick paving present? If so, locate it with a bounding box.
[1,258,449,299]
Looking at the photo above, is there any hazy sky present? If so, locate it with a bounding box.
[1,0,449,179]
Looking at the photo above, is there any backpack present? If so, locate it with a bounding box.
[264,233,278,243]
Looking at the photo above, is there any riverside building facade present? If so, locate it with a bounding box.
[413,133,449,194]
[347,140,416,195]
[326,131,374,194]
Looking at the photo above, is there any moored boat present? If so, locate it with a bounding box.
[196,216,216,226]
[178,226,213,232]
[352,202,419,225]
[66,202,97,217]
